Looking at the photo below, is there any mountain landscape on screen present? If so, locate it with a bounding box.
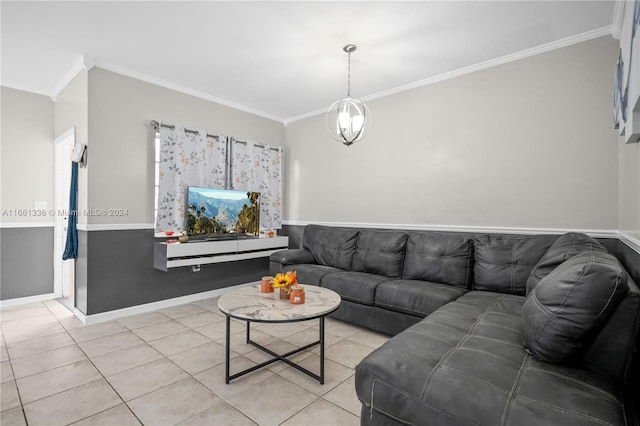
[187,187,260,236]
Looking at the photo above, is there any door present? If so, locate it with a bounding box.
[54,128,75,302]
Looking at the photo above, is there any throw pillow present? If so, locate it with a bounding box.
[521,251,627,363]
[525,232,608,295]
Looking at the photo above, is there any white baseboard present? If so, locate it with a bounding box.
[282,220,620,239]
[77,223,154,232]
[619,232,640,254]
[0,293,57,308]
[0,222,55,229]
[74,281,258,325]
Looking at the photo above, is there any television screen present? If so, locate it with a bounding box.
[187,187,260,238]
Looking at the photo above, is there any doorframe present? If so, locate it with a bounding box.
[54,127,76,299]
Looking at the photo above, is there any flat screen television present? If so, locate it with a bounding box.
[186,187,260,238]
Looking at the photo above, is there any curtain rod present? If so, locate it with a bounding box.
[151,120,281,152]
[151,120,218,139]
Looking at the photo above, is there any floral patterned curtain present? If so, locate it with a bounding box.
[156,125,227,233]
[230,139,283,229]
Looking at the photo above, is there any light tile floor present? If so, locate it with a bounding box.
[0,297,389,425]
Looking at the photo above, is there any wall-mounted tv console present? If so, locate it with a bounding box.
[153,236,289,271]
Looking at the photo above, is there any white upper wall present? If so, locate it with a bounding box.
[616,2,640,244]
[1,35,630,237]
[55,70,89,225]
[0,87,55,225]
[86,68,285,226]
[284,36,619,232]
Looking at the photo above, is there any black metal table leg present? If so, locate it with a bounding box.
[224,316,329,384]
[320,316,325,384]
[225,315,230,384]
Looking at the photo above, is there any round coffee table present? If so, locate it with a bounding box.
[218,284,341,384]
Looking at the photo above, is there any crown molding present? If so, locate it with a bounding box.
[284,25,614,126]
[50,55,94,101]
[611,1,625,39]
[93,61,285,124]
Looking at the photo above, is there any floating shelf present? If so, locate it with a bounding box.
[153,236,289,271]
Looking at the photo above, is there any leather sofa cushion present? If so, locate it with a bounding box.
[302,225,358,270]
[526,232,608,294]
[351,230,408,278]
[270,248,317,267]
[521,251,628,363]
[375,279,467,317]
[356,291,626,426]
[473,234,555,295]
[280,264,342,286]
[320,271,388,305]
[402,233,473,289]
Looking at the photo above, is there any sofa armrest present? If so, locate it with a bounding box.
[270,249,317,266]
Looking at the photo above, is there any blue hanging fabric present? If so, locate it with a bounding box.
[62,162,78,260]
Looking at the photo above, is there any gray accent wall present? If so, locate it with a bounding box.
[1,86,57,302]
[3,33,639,322]
[279,224,305,249]
[0,227,54,300]
[76,229,271,315]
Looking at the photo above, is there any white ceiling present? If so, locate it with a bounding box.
[1,1,617,123]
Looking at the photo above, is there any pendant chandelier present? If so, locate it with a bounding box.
[326,44,371,146]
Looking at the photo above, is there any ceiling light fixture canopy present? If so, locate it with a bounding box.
[326,44,371,146]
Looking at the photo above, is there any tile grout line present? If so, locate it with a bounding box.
[7,301,84,424]
[4,298,379,425]
[84,305,248,425]
[1,328,29,425]
[40,300,146,426]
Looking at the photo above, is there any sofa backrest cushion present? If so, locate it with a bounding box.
[302,225,359,270]
[473,234,555,295]
[352,230,408,278]
[402,233,474,289]
[526,232,608,295]
[521,251,628,364]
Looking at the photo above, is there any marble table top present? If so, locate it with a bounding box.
[217,285,341,322]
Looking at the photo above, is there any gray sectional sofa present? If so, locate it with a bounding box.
[269,224,640,425]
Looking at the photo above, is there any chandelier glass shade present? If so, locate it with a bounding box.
[326,44,371,146]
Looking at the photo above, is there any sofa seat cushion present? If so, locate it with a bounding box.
[280,264,342,286]
[522,251,628,363]
[474,234,556,295]
[526,232,609,294]
[356,291,625,426]
[352,230,408,278]
[302,225,359,270]
[374,279,467,317]
[320,271,388,305]
[402,232,474,289]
